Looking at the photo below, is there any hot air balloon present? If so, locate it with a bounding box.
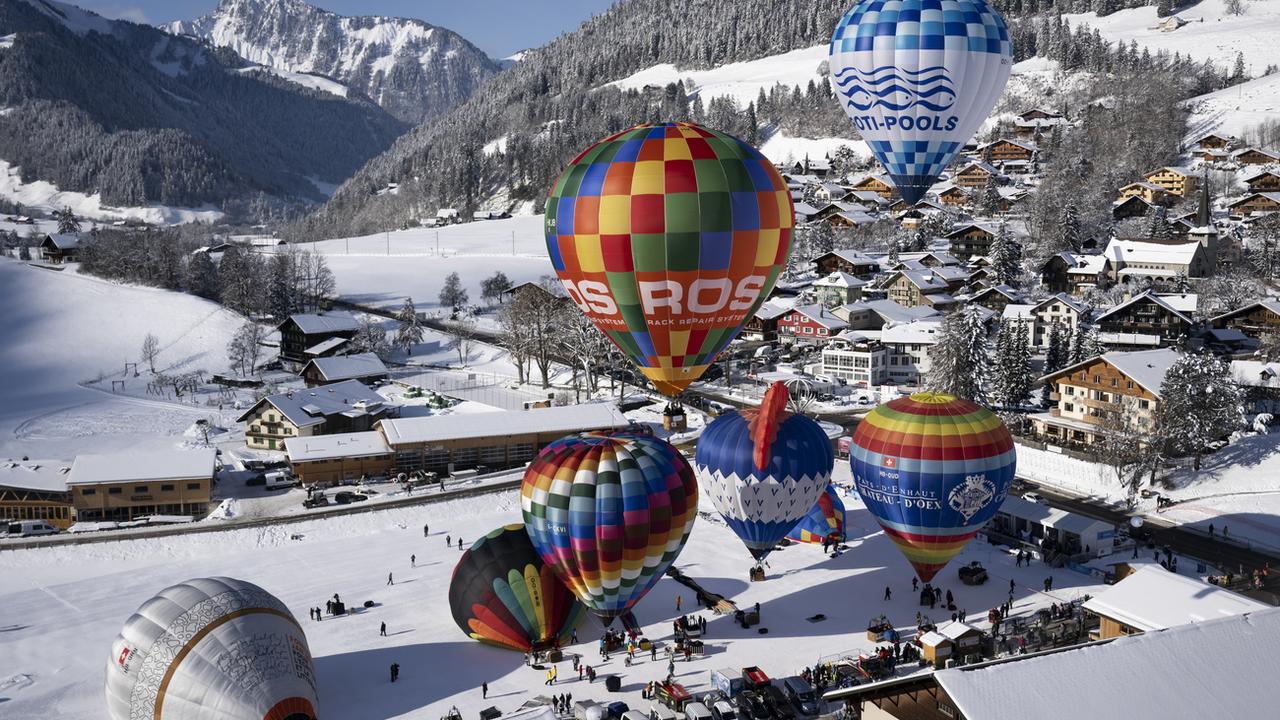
[787,484,847,545]
[694,382,834,563]
[829,0,1014,205]
[449,524,587,652]
[544,121,794,397]
[849,392,1015,581]
[521,431,698,622]
[106,577,318,720]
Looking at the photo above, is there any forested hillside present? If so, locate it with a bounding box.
[293,0,1234,240]
[0,0,407,209]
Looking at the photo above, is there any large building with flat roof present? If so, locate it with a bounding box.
[0,459,74,529]
[67,448,217,522]
[285,431,395,486]
[1082,565,1266,639]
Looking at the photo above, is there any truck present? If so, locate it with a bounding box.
[711,669,745,698]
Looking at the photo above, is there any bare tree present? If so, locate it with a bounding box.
[454,317,478,366]
[226,322,266,377]
[141,333,160,373]
[1097,397,1158,508]
[498,300,534,384]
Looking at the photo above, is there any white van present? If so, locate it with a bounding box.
[263,470,296,490]
[7,520,58,537]
[684,702,712,720]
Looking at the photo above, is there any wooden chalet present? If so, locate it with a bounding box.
[812,249,881,278]
[936,184,969,207]
[945,223,997,261]
[277,313,361,368]
[1210,300,1280,339]
[851,174,897,200]
[951,160,999,190]
[742,302,791,343]
[1142,167,1197,198]
[1232,147,1280,165]
[39,233,81,263]
[1193,132,1234,151]
[1117,181,1177,207]
[981,138,1036,164]
[968,285,1020,313]
[1031,348,1180,447]
[1245,171,1280,194]
[1228,193,1280,218]
[1112,195,1153,221]
[1096,292,1194,348]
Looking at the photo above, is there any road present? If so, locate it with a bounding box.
[1018,478,1280,603]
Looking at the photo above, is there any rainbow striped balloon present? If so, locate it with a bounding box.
[849,392,1014,581]
[521,432,698,622]
[787,484,847,545]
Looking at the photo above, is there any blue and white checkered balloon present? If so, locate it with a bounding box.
[830,0,1013,205]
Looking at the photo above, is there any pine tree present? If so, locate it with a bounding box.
[55,206,81,235]
[395,298,424,354]
[1155,0,1173,18]
[1068,324,1104,365]
[1059,203,1082,253]
[184,252,220,300]
[1156,353,1242,470]
[978,174,1002,216]
[926,305,988,401]
[1233,52,1247,82]
[887,238,900,267]
[1045,321,1068,373]
[991,318,1032,408]
[989,222,1022,287]
[1147,206,1174,242]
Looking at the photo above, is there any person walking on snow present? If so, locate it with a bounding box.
[884,586,892,601]
[482,681,488,699]
[423,523,429,537]
[446,534,451,547]
[390,663,400,682]
[912,577,918,592]
[676,595,682,611]
[545,669,553,686]
[387,572,394,586]
[411,554,416,568]
[380,622,387,637]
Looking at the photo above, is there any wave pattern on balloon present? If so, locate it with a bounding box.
[829,0,1013,205]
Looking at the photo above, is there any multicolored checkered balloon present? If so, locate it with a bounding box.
[830,0,1013,205]
[849,392,1015,581]
[520,431,698,623]
[544,122,794,397]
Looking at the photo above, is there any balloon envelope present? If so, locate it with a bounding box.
[106,577,318,720]
[849,392,1015,581]
[521,431,698,621]
[544,121,793,396]
[694,382,834,561]
[787,484,847,545]
[449,524,586,651]
[829,0,1013,205]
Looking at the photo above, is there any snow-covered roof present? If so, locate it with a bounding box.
[286,431,392,463]
[1229,191,1280,209]
[378,403,630,446]
[834,211,877,226]
[1065,255,1108,274]
[1230,360,1280,389]
[918,631,947,648]
[787,304,849,330]
[937,621,980,641]
[981,137,1036,152]
[753,300,794,321]
[1099,348,1182,397]
[1153,292,1197,314]
[848,190,886,204]
[1231,147,1280,161]
[67,448,217,486]
[302,352,388,382]
[881,319,943,345]
[944,222,997,238]
[1144,165,1194,179]
[1083,566,1266,633]
[955,160,998,175]
[935,609,1280,720]
[1095,292,1191,325]
[858,299,940,325]
[238,379,388,428]
[1103,238,1201,267]
[930,266,971,283]
[792,202,821,218]
[813,271,867,289]
[1032,292,1086,315]
[1002,303,1035,321]
[997,495,1112,537]
[0,459,72,492]
[282,312,360,335]
[43,233,80,250]
[1211,299,1280,324]
[828,248,880,266]
[304,336,350,356]
[895,269,949,292]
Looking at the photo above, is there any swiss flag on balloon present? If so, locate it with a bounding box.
[883,457,897,468]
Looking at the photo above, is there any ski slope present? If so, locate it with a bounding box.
[0,259,244,460]
[0,464,1108,720]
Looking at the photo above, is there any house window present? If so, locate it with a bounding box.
[108,487,122,495]
[1127,381,1134,389]
[804,327,813,334]
[1065,386,1075,396]
[1093,374,1101,384]
[1110,378,1118,387]
[1139,399,1150,410]
[1064,403,1074,412]
[82,488,96,496]
[186,483,201,490]
[161,484,174,492]
[134,486,148,493]
[251,425,260,434]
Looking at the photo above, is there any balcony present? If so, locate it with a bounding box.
[1079,396,1121,412]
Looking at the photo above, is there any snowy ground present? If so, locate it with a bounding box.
[0,462,1107,720]
[1016,432,1280,553]
[290,216,554,313]
[1186,72,1280,142]
[0,259,244,460]
[0,160,224,225]
[607,45,829,108]
[1065,0,1280,73]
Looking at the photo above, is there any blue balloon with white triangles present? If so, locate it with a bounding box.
[829,0,1014,205]
[694,382,834,562]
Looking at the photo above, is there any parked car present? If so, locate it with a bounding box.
[781,677,820,716]
[333,491,368,505]
[757,685,793,720]
[245,473,266,486]
[684,702,712,720]
[263,470,296,490]
[710,701,737,720]
[1021,492,1044,504]
[732,692,770,720]
[649,704,679,720]
[6,520,59,537]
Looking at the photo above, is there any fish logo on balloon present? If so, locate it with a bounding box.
[832,65,956,112]
[948,474,997,524]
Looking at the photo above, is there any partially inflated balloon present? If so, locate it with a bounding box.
[449,524,586,652]
[544,121,793,396]
[787,484,847,545]
[849,393,1015,581]
[106,577,318,720]
[521,431,698,621]
[694,382,834,561]
[830,0,1013,205]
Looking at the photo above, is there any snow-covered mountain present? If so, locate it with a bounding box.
[165,0,501,124]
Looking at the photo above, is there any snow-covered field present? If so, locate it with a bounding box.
[0,160,224,226]
[608,45,829,108]
[0,260,244,460]
[1066,0,1280,72]
[1186,72,1280,142]
[297,216,554,312]
[758,133,870,167]
[0,462,1107,720]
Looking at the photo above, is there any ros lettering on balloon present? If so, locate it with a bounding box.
[559,275,766,329]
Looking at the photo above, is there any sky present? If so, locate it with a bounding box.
[73,0,616,57]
